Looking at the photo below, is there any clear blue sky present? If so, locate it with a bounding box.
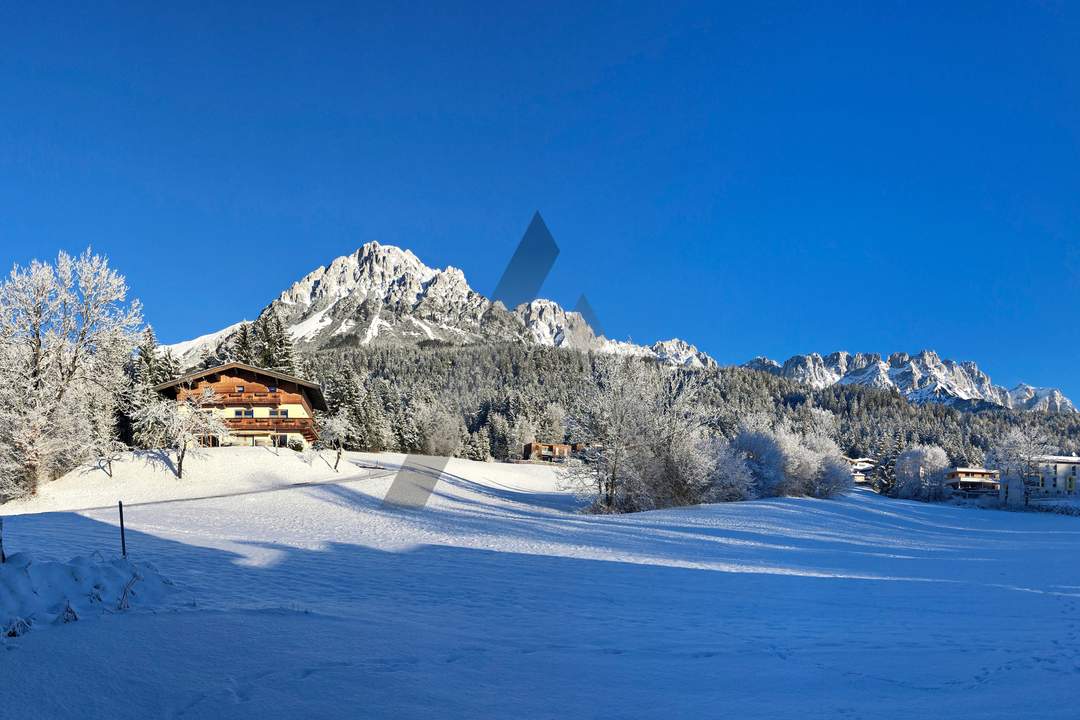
[2,3,1078,396]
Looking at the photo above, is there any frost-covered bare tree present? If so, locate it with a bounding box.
[561,358,713,512]
[632,369,714,509]
[894,444,950,500]
[317,411,353,471]
[415,402,462,457]
[561,357,656,512]
[985,427,1053,483]
[133,388,228,479]
[0,249,142,498]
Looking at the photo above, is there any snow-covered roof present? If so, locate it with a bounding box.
[1034,455,1080,464]
[154,361,328,411]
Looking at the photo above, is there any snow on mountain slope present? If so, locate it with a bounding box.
[166,241,713,369]
[165,320,248,369]
[4,452,1080,718]
[648,338,716,368]
[1008,383,1076,413]
[748,349,1075,413]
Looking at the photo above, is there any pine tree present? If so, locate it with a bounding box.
[254,313,276,369]
[156,348,181,385]
[272,313,296,374]
[232,322,256,365]
[134,327,159,389]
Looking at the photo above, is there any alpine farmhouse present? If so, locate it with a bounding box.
[154,362,328,448]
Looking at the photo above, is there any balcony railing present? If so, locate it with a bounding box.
[223,417,317,440]
[177,389,312,413]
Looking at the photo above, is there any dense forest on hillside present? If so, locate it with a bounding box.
[303,343,1080,479]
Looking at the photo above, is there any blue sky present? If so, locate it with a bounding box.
[2,3,1078,396]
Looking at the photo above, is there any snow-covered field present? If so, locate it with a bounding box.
[3,448,1079,719]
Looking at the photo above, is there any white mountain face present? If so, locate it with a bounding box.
[166,241,715,369]
[747,350,1075,414]
[1008,384,1075,413]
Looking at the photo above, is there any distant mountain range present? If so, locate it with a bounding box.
[165,242,1074,415]
[744,351,1075,413]
[165,241,715,370]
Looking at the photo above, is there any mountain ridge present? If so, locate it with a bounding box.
[744,350,1075,413]
[163,241,1073,414]
[166,241,715,370]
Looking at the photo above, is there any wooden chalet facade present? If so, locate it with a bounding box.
[154,362,329,448]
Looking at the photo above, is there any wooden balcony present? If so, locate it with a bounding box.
[177,389,314,414]
[224,417,317,442]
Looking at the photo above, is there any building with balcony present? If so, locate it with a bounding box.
[1031,455,1080,497]
[154,362,328,448]
[944,467,1001,496]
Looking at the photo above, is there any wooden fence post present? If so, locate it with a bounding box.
[118,501,127,558]
[0,516,5,564]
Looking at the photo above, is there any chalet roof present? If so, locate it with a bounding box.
[153,362,328,411]
[1034,455,1080,464]
[947,467,1000,475]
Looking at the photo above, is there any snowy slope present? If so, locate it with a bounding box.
[3,451,1080,718]
[165,320,248,370]
[164,242,715,369]
[748,350,1075,413]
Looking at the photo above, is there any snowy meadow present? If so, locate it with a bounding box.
[3,449,1079,719]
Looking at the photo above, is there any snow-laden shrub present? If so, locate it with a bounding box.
[730,420,852,499]
[705,441,755,502]
[894,444,949,501]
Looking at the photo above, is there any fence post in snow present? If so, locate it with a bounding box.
[0,516,5,563]
[118,501,127,558]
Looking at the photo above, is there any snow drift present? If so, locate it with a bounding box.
[1,552,173,637]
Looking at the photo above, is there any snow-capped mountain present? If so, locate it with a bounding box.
[166,241,715,369]
[1007,384,1076,413]
[745,350,1075,413]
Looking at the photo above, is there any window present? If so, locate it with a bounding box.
[243,409,254,418]
[235,385,245,393]
[268,385,278,393]
[269,409,289,418]
[234,410,243,417]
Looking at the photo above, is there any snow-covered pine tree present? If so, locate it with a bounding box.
[463,426,491,461]
[272,313,296,374]
[254,313,276,369]
[156,348,181,385]
[231,322,256,365]
[252,311,296,375]
[353,388,391,451]
[391,393,423,453]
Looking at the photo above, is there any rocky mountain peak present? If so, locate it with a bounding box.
[166,242,714,370]
[746,350,1074,414]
